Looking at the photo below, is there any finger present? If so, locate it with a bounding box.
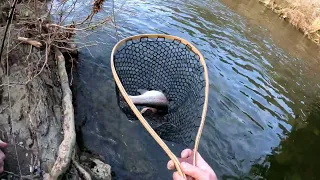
[0,150,5,161]
[181,162,210,179]
[167,149,194,170]
[0,140,8,148]
[167,160,175,170]
[167,158,194,170]
[181,149,193,159]
[173,171,185,180]
[0,166,3,173]
[167,157,192,170]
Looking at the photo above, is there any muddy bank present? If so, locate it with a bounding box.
[0,1,63,178]
[259,0,320,45]
[0,0,111,179]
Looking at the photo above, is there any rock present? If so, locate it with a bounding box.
[90,158,112,180]
[26,138,33,147]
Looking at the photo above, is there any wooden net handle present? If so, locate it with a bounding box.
[110,34,209,177]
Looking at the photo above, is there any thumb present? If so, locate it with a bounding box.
[181,162,210,180]
[0,140,8,148]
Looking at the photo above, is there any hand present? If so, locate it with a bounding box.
[167,149,217,180]
[0,140,8,173]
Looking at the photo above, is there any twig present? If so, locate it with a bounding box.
[0,105,9,114]
[25,43,48,84]
[18,37,42,48]
[34,0,38,17]
[48,0,54,17]
[72,160,91,180]
[25,45,33,63]
[47,16,112,32]
[85,46,94,58]
[60,0,78,25]
[0,0,19,71]
[52,43,97,51]
[46,24,84,31]
[112,0,119,42]
[71,147,91,179]
[63,18,109,28]
[0,83,23,87]
[6,41,23,55]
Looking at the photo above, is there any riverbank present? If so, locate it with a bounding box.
[259,0,320,45]
[0,0,111,179]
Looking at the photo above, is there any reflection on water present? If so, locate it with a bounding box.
[60,0,320,179]
[250,99,320,179]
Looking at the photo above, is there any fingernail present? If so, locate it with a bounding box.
[169,164,173,169]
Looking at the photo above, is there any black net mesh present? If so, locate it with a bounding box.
[113,36,206,147]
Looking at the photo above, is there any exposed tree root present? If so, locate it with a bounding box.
[47,48,76,180]
[73,160,92,180]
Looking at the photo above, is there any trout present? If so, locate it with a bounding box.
[128,89,169,115]
[128,89,169,108]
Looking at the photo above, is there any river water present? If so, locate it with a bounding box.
[54,0,320,179]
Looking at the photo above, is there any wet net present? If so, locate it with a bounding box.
[111,35,208,148]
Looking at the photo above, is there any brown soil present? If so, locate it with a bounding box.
[0,1,63,178]
[259,0,320,45]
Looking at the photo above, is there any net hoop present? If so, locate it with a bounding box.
[110,34,209,178]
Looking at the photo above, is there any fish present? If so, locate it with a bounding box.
[140,107,158,115]
[128,89,169,108]
[128,89,169,116]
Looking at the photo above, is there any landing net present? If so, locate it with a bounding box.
[111,34,209,177]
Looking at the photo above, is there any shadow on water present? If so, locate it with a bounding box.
[249,99,320,180]
[54,0,320,179]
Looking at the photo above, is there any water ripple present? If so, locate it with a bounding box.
[60,0,320,178]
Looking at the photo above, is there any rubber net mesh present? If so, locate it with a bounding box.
[113,37,206,147]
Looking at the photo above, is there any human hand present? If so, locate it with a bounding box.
[167,149,217,180]
[0,140,8,173]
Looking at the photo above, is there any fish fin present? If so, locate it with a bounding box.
[137,89,148,95]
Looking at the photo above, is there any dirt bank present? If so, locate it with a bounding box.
[0,1,64,179]
[259,0,320,45]
[0,0,111,179]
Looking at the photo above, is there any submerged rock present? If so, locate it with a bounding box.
[80,153,112,180]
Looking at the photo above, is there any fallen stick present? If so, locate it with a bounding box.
[48,48,76,180]
[17,37,42,48]
[73,160,92,180]
[46,24,82,31]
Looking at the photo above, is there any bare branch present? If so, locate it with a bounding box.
[18,37,42,48]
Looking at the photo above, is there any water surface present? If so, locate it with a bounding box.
[56,0,320,179]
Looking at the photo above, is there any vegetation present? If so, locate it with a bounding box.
[260,0,320,45]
